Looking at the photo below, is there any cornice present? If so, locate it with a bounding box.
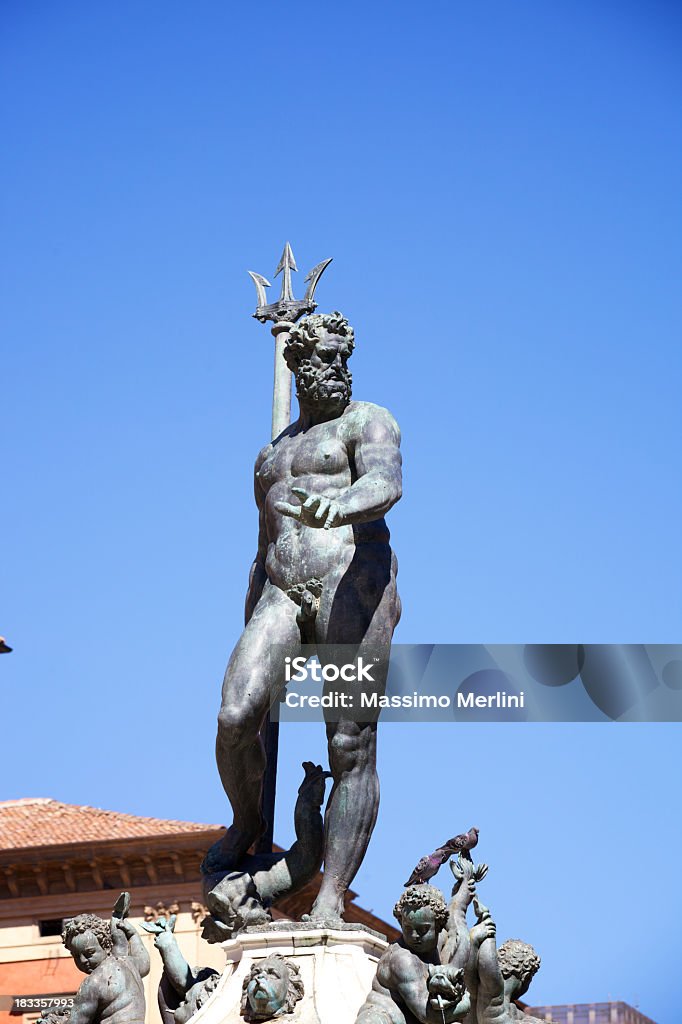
[0,835,222,903]
[0,829,224,868]
[0,879,204,923]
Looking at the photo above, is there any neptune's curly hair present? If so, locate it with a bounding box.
[284,312,355,373]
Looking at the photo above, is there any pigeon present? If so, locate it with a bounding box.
[444,827,479,856]
[404,844,456,887]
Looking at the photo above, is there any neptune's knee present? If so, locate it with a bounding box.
[217,700,261,744]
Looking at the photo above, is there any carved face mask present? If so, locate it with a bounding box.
[245,961,289,1018]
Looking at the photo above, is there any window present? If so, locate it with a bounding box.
[38,919,63,937]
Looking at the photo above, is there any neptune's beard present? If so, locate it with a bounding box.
[295,360,352,414]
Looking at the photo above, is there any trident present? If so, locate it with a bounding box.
[247,242,332,852]
[249,242,332,438]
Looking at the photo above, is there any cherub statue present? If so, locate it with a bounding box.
[240,955,304,1021]
[357,838,548,1024]
[140,915,220,1024]
[465,897,543,1024]
[355,861,485,1024]
[39,893,149,1024]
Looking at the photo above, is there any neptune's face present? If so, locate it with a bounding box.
[296,330,353,410]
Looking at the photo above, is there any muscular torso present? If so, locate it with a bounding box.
[370,943,447,1024]
[256,401,392,591]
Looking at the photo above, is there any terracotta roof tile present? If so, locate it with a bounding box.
[0,798,222,851]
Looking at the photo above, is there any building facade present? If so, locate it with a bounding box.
[0,798,397,1024]
[525,1003,657,1024]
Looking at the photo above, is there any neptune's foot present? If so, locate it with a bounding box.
[302,897,345,928]
[200,824,263,876]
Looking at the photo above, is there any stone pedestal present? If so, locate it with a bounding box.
[191,926,387,1024]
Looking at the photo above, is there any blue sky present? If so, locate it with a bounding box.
[1,2,680,1021]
